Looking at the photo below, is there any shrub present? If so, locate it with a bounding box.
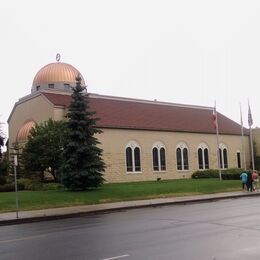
[17,178,64,191]
[0,158,9,177]
[0,176,7,185]
[192,169,219,179]
[0,184,15,192]
[41,183,64,191]
[221,168,246,180]
[0,181,26,192]
[192,168,245,180]
[20,179,43,191]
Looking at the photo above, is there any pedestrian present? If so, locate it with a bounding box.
[240,171,248,191]
[252,171,259,192]
[246,171,253,192]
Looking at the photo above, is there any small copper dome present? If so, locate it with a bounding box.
[32,58,85,92]
[16,121,36,142]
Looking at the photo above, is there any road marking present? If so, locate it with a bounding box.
[0,234,46,244]
[101,254,130,260]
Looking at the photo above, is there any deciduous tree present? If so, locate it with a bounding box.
[22,119,65,181]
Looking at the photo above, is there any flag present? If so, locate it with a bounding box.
[248,102,253,127]
[212,102,221,180]
[212,106,217,129]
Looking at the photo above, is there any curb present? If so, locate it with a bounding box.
[1,192,259,226]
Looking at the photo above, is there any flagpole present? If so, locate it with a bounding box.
[240,103,246,170]
[248,100,255,171]
[214,101,222,181]
[249,127,255,171]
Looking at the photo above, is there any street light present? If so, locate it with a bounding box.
[13,147,19,219]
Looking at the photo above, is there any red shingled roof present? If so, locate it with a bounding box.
[42,92,247,135]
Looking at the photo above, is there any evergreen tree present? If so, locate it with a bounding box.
[60,75,105,190]
[0,123,4,158]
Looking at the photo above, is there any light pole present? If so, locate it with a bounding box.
[13,148,19,218]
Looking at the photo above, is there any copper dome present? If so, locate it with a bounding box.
[16,121,36,142]
[32,62,85,90]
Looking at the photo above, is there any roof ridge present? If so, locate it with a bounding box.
[88,93,213,111]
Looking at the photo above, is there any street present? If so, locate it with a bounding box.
[1,196,260,260]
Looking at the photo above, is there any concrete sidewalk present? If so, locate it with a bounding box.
[1,191,259,226]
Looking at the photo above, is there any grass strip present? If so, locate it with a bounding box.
[0,179,241,212]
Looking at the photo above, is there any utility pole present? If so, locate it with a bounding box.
[13,146,19,218]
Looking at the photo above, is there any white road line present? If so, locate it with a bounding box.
[101,254,130,260]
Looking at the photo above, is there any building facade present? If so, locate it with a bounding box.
[8,58,251,183]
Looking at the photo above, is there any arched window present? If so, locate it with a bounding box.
[134,147,141,171]
[160,148,166,170]
[237,151,241,168]
[152,142,166,171]
[126,147,133,172]
[176,142,189,170]
[152,147,159,171]
[219,143,228,169]
[223,148,228,168]
[198,143,209,169]
[125,141,142,172]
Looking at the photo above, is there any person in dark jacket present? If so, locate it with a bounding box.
[247,171,253,192]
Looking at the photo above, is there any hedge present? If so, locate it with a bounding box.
[0,179,64,192]
[192,168,249,180]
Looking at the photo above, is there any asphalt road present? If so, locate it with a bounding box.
[1,196,260,260]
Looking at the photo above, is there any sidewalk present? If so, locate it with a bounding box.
[1,191,259,226]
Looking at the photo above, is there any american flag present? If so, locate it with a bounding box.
[248,103,253,127]
[212,106,217,129]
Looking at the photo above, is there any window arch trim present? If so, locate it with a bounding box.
[152,141,167,172]
[218,143,228,169]
[125,140,142,173]
[197,142,209,170]
[176,142,189,171]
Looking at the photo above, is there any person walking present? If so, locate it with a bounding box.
[252,171,259,192]
[240,171,248,191]
[247,171,253,192]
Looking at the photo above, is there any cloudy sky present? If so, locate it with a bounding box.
[1,0,260,140]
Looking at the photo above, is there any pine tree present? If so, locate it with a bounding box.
[0,123,4,158]
[60,75,105,190]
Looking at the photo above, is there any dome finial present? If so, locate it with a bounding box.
[56,53,61,62]
[76,73,82,83]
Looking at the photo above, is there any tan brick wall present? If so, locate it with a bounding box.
[98,128,251,183]
[8,95,55,150]
[253,128,260,156]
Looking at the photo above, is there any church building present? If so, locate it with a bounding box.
[8,57,251,183]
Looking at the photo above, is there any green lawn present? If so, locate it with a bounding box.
[0,179,241,213]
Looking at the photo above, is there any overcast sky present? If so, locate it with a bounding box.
[1,0,260,140]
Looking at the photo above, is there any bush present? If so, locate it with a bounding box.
[0,176,7,185]
[0,179,64,192]
[192,169,219,179]
[41,183,64,191]
[0,184,15,192]
[192,168,245,180]
[17,178,64,191]
[16,179,38,190]
[221,168,247,180]
[0,158,9,177]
